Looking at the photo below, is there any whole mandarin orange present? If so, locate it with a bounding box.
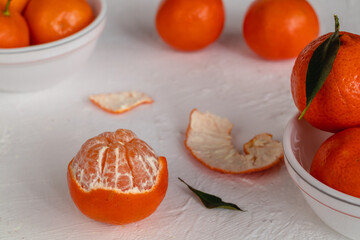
[24,0,94,45]
[156,0,225,51]
[67,129,168,225]
[243,0,319,60]
[0,0,28,12]
[291,31,360,133]
[310,128,360,198]
[0,0,29,48]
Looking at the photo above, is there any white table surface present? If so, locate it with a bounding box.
[1,0,359,239]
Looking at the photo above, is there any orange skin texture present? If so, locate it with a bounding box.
[310,128,360,198]
[156,0,225,51]
[291,32,360,133]
[0,0,29,12]
[0,10,29,48]
[243,0,319,60]
[24,0,94,45]
[67,157,168,225]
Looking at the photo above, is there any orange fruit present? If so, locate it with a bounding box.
[0,0,28,12]
[67,129,168,225]
[155,0,225,51]
[243,0,319,60]
[291,31,360,133]
[24,0,94,45]
[310,128,360,198]
[184,109,283,174]
[0,1,30,48]
[89,91,154,114]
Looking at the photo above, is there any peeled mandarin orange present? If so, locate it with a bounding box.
[67,129,168,225]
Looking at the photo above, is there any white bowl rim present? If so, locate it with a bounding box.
[283,113,360,207]
[0,0,107,54]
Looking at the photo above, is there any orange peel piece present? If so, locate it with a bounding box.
[89,91,153,114]
[184,109,284,174]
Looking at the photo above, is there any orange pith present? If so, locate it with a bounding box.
[310,128,360,198]
[243,0,319,60]
[67,129,168,225]
[291,32,360,132]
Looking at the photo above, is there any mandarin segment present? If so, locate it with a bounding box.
[126,139,159,191]
[68,129,168,225]
[184,109,283,174]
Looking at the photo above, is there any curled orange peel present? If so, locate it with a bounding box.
[184,109,284,174]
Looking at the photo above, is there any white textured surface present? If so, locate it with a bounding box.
[0,0,358,239]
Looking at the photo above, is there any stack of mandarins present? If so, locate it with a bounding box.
[0,0,94,48]
[291,15,360,198]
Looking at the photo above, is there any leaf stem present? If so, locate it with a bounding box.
[3,0,11,16]
[334,15,339,33]
[298,104,310,120]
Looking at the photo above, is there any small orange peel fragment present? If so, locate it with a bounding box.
[89,91,153,114]
[184,109,284,174]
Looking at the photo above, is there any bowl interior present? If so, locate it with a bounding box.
[289,115,331,172]
[284,114,360,205]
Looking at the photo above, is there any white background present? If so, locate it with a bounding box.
[1,0,359,239]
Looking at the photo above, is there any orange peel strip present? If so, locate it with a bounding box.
[184,109,284,174]
[89,91,153,114]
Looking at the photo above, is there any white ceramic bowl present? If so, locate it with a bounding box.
[0,0,107,92]
[283,114,360,239]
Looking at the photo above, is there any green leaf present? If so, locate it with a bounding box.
[299,15,341,119]
[178,177,244,211]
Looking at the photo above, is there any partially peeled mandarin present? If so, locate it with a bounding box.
[67,129,168,225]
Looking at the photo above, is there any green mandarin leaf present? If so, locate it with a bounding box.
[178,177,244,211]
[299,15,341,120]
